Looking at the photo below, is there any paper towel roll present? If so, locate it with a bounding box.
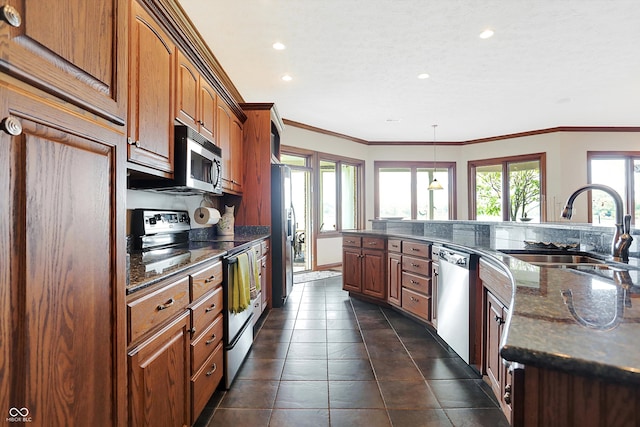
[194,207,221,225]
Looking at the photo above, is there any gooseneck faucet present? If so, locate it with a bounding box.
[561,184,633,261]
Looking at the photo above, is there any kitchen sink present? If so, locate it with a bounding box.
[500,250,612,268]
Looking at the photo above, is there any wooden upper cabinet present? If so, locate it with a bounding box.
[175,50,217,143]
[128,1,175,175]
[0,0,127,125]
[217,99,243,193]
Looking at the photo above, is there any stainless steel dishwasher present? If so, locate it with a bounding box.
[436,248,478,364]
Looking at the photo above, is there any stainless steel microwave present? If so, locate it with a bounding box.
[130,126,222,195]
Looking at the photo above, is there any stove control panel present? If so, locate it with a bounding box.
[131,209,191,236]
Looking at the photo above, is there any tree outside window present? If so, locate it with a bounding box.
[471,155,544,222]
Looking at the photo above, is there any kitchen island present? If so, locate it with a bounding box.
[344,220,640,426]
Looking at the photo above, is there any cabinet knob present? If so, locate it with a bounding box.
[1,116,22,136]
[503,385,512,404]
[1,5,21,27]
[494,314,505,325]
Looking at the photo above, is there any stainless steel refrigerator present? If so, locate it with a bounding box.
[271,163,294,307]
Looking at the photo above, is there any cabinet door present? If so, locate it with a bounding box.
[342,248,362,293]
[128,2,175,173]
[175,50,199,130]
[0,90,125,426]
[0,0,127,124]
[199,78,217,142]
[216,100,232,190]
[362,249,386,299]
[485,290,505,399]
[387,252,402,306]
[129,312,190,427]
[230,115,243,193]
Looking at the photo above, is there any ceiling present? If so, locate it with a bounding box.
[177,0,640,143]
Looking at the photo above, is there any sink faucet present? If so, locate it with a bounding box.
[561,184,633,261]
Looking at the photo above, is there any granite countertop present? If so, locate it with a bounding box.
[127,232,270,295]
[343,230,640,385]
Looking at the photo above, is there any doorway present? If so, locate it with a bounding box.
[281,153,312,272]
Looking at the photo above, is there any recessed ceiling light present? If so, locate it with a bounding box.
[417,73,430,79]
[281,74,293,82]
[272,42,286,50]
[386,119,402,123]
[479,29,494,39]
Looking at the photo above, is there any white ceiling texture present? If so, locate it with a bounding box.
[177,0,640,143]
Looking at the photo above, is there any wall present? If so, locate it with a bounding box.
[282,126,639,267]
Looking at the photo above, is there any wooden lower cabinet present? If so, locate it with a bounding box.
[387,251,402,306]
[129,311,191,427]
[0,84,126,426]
[342,236,386,300]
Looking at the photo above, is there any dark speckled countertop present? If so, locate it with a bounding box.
[344,229,640,385]
[127,232,270,295]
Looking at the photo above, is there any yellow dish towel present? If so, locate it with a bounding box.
[232,253,251,313]
[247,249,261,293]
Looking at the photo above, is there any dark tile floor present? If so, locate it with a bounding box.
[195,275,510,427]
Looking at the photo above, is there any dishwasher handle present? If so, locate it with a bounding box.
[439,249,470,268]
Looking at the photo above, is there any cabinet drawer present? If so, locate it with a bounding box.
[402,271,432,294]
[191,341,224,421]
[191,287,223,338]
[362,237,385,250]
[402,255,431,275]
[191,261,223,301]
[343,236,362,247]
[388,239,401,253]
[261,239,269,254]
[191,313,223,373]
[402,288,431,321]
[128,277,190,344]
[402,241,430,257]
[252,243,262,258]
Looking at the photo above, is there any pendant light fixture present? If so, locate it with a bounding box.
[428,124,443,190]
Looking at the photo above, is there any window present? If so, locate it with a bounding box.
[318,157,362,232]
[375,161,456,220]
[470,154,545,222]
[588,152,640,225]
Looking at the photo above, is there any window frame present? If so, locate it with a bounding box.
[281,146,364,238]
[374,160,457,220]
[468,153,546,222]
[587,151,640,225]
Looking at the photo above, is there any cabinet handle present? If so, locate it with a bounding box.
[368,241,378,246]
[0,116,22,136]
[410,279,419,284]
[204,275,216,283]
[410,296,419,302]
[411,263,420,267]
[156,298,174,311]
[411,247,420,251]
[0,5,21,27]
[205,334,217,345]
[127,137,140,148]
[205,303,216,312]
[345,240,355,244]
[494,314,505,325]
[206,363,217,376]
